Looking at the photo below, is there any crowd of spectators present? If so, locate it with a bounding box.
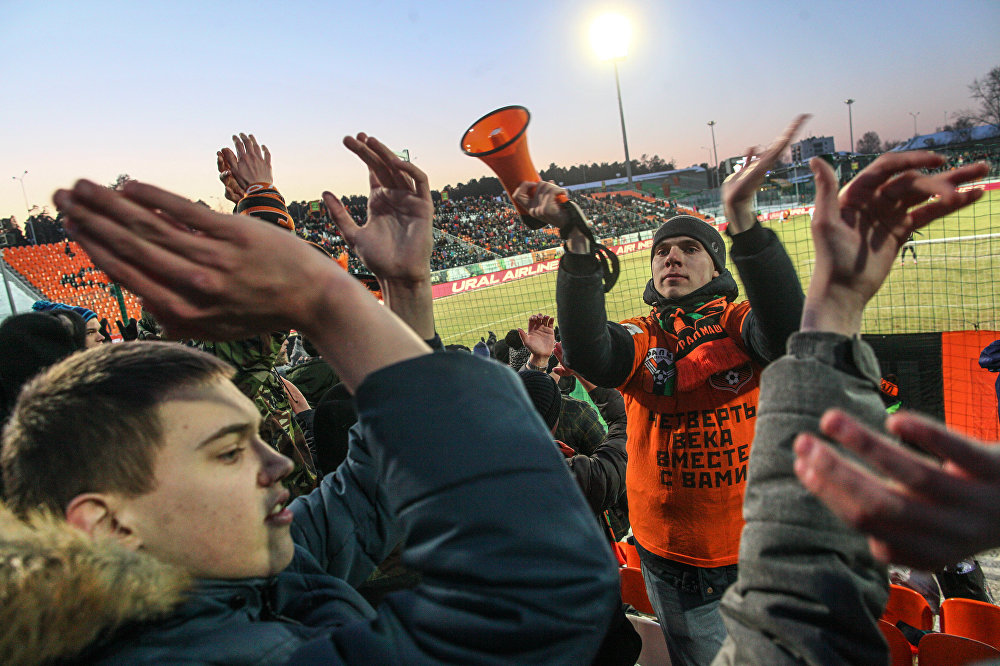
[0,123,998,665]
[283,189,688,274]
[4,142,997,274]
[936,146,1000,175]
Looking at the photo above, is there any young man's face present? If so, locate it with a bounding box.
[651,235,720,300]
[83,318,103,349]
[117,377,296,579]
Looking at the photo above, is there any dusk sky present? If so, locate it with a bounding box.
[3,0,999,220]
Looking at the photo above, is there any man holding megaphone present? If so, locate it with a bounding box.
[514,116,808,666]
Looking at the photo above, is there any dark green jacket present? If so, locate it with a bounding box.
[286,357,339,407]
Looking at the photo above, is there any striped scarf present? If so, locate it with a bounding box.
[654,296,748,393]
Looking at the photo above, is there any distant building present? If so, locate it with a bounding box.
[791,136,836,161]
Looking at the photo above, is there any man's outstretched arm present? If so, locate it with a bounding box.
[324,133,436,342]
[513,181,634,387]
[714,152,987,665]
[54,165,619,664]
[722,116,808,364]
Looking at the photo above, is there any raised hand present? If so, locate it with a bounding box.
[280,376,310,414]
[220,133,274,190]
[217,151,246,204]
[323,134,433,286]
[98,317,112,343]
[116,317,138,341]
[53,180,328,340]
[519,314,556,367]
[52,179,429,390]
[793,408,1000,570]
[512,181,571,230]
[321,134,435,339]
[803,152,987,335]
[722,114,810,233]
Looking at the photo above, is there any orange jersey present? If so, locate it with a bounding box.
[620,301,759,567]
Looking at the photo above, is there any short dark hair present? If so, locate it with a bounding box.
[2,342,231,516]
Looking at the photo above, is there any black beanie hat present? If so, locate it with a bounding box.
[650,215,726,273]
[518,369,562,432]
[504,328,524,349]
[0,313,80,418]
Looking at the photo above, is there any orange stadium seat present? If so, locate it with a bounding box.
[940,597,1000,650]
[619,541,642,568]
[883,584,934,632]
[620,566,655,616]
[918,632,1000,665]
[878,619,914,666]
[3,241,141,320]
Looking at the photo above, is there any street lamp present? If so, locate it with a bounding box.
[11,170,36,245]
[909,111,920,137]
[590,13,634,189]
[844,99,855,153]
[707,121,719,188]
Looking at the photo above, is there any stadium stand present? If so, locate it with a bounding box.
[2,242,141,321]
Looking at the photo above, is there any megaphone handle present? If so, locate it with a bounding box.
[556,200,620,293]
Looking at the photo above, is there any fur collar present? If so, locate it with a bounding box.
[0,503,191,665]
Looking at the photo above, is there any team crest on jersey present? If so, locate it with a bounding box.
[709,363,754,394]
[623,323,643,337]
[642,347,676,395]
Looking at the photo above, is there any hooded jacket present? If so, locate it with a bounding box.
[0,505,190,665]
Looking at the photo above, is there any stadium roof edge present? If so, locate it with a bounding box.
[562,166,705,192]
[889,123,1000,152]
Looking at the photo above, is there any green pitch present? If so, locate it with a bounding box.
[433,189,1000,346]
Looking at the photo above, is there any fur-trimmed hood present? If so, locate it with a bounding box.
[0,502,191,665]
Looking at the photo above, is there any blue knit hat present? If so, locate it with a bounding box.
[31,299,97,322]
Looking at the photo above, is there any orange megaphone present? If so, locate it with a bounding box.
[460,105,568,229]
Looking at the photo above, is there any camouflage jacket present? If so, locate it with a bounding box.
[134,185,319,496]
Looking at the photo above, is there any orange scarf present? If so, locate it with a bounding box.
[656,297,748,393]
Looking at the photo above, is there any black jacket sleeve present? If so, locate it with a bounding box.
[730,224,803,365]
[556,252,635,387]
[567,386,628,515]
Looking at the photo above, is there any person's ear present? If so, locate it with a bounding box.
[713,269,720,278]
[65,493,142,550]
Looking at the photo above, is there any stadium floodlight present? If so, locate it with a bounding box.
[909,111,920,137]
[590,13,634,188]
[845,99,855,153]
[590,12,630,61]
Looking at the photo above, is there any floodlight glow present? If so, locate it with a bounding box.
[590,13,631,61]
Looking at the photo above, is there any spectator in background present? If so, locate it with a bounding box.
[30,299,102,349]
[518,313,608,456]
[181,132,318,496]
[285,337,339,407]
[521,117,809,666]
[505,328,530,369]
[517,367,638,665]
[982,339,1000,424]
[0,312,86,427]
